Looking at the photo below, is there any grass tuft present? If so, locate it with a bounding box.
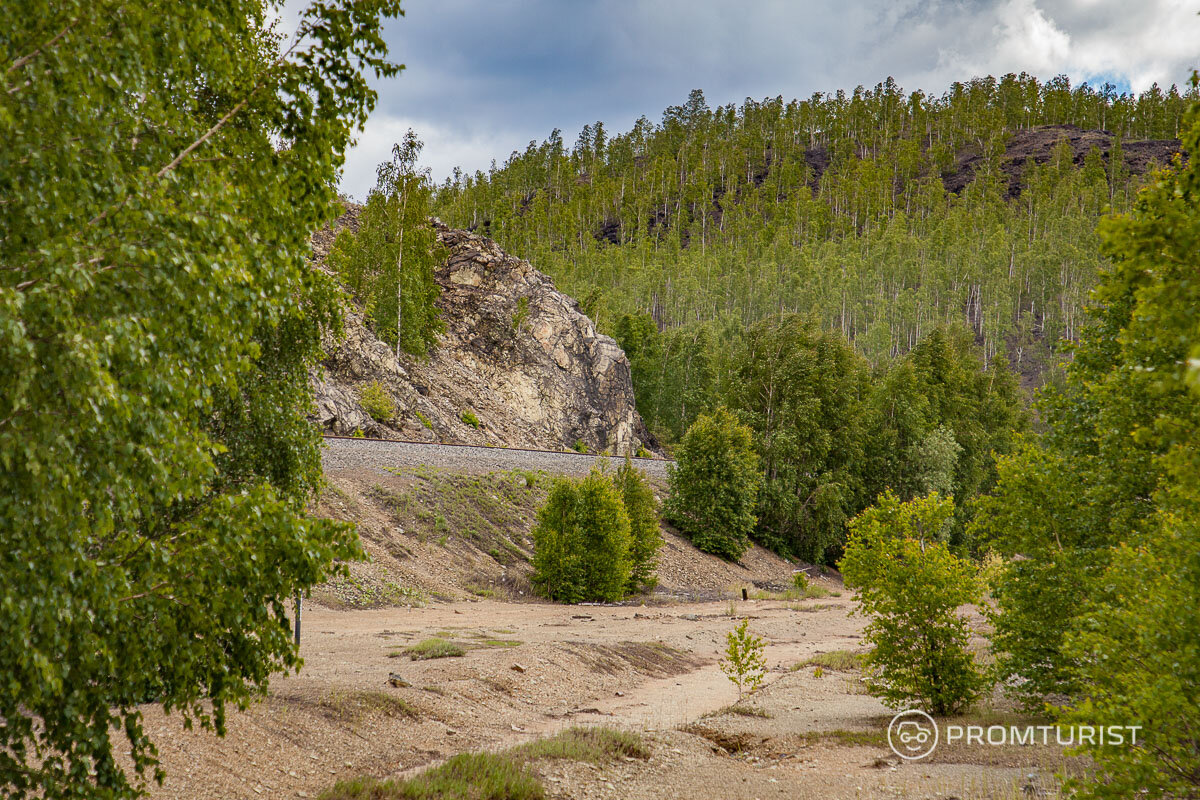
[516,726,650,763]
[319,727,647,800]
[791,649,863,672]
[403,638,466,661]
[318,752,543,800]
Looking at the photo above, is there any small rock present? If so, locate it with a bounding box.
[387,673,411,688]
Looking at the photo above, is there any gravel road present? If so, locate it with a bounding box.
[320,436,673,480]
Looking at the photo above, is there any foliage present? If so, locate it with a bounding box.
[0,0,400,796]
[840,492,984,714]
[460,410,480,428]
[720,619,768,698]
[727,315,871,561]
[530,470,632,603]
[970,87,1200,730]
[663,407,762,560]
[970,445,1100,708]
[328,129,445,356]
[617,457,662,592]
[359,380,396,423]
[436,78,1193,374]
[1054,79,1200,799]
[867,325,1026,551]
[613,314,717,442]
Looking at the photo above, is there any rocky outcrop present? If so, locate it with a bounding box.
[943,124,1181,198]
[310,209,656,455]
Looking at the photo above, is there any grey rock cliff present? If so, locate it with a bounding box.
[310,209,656,455]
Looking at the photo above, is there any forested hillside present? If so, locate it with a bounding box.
[433,74,1189,389]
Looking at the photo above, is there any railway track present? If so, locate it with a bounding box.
[320,435,673,479]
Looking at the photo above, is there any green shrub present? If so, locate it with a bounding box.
[617,457,661,592]
[461,410,480,429]
[531,470,631,603]
[635,445,651,458]
[969,445,1100,709]
[572,439,588,453]
[414,409,433,429]
[720,619,767,698]
[359,380,396,423]
[840,490,984,714]
[663,407,761,561]
[792,571,809,592]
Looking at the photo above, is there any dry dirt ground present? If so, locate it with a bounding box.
[136,593,1073,800]
[129,465,1076,799]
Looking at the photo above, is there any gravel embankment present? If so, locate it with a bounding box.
[320,436,673,480]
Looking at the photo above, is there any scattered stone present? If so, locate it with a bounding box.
[387,673,411,688]
[511,663,527,673]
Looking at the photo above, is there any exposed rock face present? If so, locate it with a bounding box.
[310,209,655,455]
[943,124,1181,197]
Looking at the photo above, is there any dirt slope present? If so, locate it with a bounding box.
[314,464,800,609]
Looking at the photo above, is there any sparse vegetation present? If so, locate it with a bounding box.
[461,410,481,428]
[320,727,648,800]
[314,575,426,610]
[359,380,397,423]
[403,638,466,660]
[510,296,531,333]
[720,619,768,698]
[572,438,588,453]
[793,650,863,672]
[319,752,542,800]
[317,690,418,725]
[514,726,650,763]
[414,409,434,429]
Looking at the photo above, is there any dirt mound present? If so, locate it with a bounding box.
[944,124,1181,197]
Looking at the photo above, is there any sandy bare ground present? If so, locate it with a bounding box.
[136,587,1069,800]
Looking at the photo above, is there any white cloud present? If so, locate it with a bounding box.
[326,0,1200,196]
[340,116,522,202]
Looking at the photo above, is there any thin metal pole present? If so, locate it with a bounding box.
[294,593,302,645]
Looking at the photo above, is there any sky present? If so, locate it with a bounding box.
[286,0,1200,199]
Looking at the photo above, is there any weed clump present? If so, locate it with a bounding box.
[403,638,465,661]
